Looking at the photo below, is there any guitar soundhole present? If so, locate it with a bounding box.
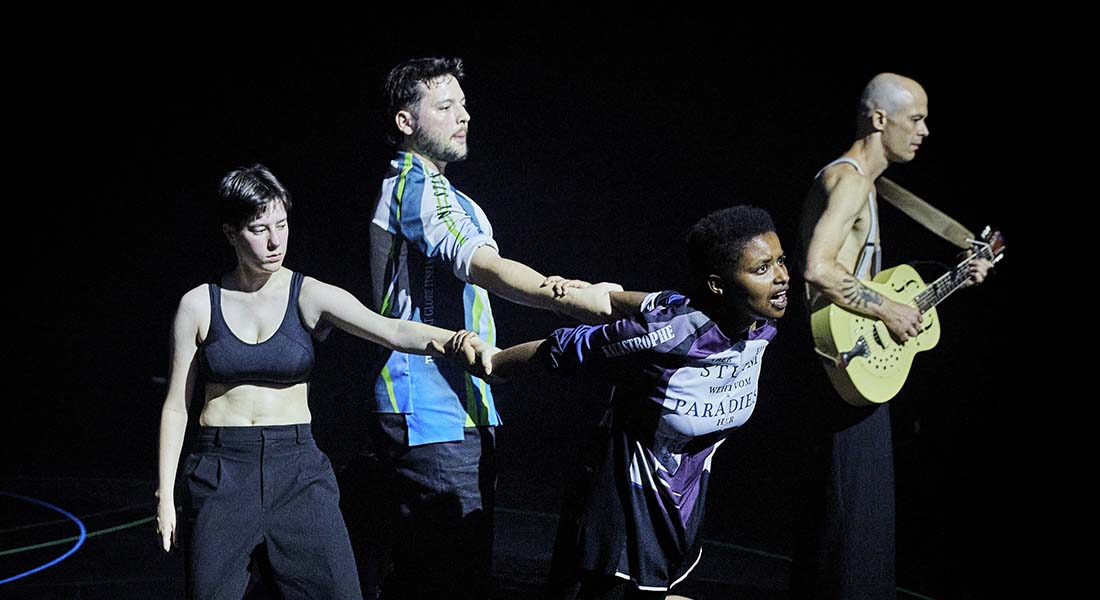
[866,340,903,371]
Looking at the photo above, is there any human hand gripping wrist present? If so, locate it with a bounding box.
[540,275,591,298]
[560,281,624,324]
[441,330,501,382]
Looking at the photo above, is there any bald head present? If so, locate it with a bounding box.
[856,73,930,163]
[859,73,926,122]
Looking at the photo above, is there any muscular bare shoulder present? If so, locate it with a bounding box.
[820,163,873,215]
[803,162,876,277]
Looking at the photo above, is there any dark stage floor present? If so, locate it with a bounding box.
[3,476,960,600]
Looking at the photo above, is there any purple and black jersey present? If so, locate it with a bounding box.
[544,291,777,591]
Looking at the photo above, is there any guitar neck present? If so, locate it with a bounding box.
[913,245,995,313]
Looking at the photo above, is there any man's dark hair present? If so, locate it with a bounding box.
[383,57,465,146]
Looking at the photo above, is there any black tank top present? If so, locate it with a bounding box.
[199,271,315,385]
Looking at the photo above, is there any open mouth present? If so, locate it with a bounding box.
[770,289,789,309]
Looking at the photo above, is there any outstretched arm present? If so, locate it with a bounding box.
[383,163,621,325]
[468,246,622,324]
[487,340,546,381]
[608,291,655,319]
[445,336,550,384]
[450,291,684,383]
[299,278,452,356]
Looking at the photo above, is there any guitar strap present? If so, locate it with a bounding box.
[875,178,974,250]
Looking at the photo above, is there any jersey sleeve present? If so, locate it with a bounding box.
[384,160,498,282]
[541,291,686,375]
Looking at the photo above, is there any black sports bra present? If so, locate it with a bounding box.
[199,271,314,385]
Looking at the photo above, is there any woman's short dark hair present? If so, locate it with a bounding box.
[218,164,291,229]
[686,205,776,282]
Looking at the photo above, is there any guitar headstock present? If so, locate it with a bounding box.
[974,226,1006,265]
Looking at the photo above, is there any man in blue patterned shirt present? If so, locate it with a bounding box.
[343,56,621,600]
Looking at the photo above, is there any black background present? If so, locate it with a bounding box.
[10,25,1032,597]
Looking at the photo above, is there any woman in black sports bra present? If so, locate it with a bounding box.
[155,164,492,599]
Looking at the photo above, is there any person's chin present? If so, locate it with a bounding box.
[763,305,786,320]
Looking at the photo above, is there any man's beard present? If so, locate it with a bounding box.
[413,127,468,164]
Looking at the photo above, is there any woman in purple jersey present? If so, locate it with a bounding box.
[451,205,789,599]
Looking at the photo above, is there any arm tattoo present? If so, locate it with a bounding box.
[840,276,883,309]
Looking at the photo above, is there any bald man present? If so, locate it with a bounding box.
[792,74,990,599]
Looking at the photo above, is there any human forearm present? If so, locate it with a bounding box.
[806,263,890,318]
[387,319,455,355]
[805,263,922,340]
[608,291,653,319]
[469,252,563,310]
[156,405,188,504]
[307,281,453,355]
[469,247,620,323]
[488,340,547,381]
